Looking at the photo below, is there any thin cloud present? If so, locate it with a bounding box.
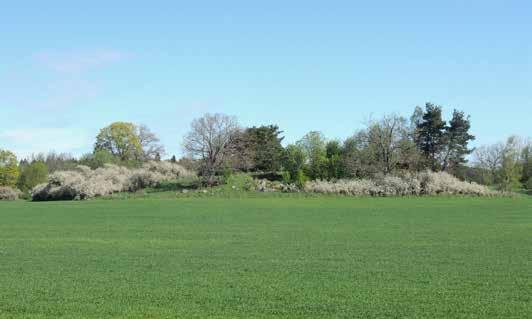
[35,49,130,74]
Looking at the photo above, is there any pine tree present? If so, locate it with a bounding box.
[442,110,475,172]
[415,103,446,171]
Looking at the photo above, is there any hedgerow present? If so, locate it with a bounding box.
[31,162,194,201]
[305,171,496,197]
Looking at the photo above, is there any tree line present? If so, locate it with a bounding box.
[1,102,530,193]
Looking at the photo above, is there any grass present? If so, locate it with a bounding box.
[0,196,531,318]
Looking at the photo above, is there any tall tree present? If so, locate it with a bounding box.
[325,140,343,179]
[474,142,505,184]
[17,162,48,192]
[182,113,239,180]
[137,124,165,161]
[415,103,447,171]
[441,110,475,172]
[282,144,307,183]
[366,115,412,174]
[296,131,328,180]
[244,125,284,172]
[94,122,143,161]
[0,149,20,188]
[520,140,532,188]
[499,136,523,191]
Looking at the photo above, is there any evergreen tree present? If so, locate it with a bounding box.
[245,125,285,172]
[415,103,447,171]
[442,110,475,172]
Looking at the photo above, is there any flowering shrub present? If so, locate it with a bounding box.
[32,162,195,201]
[0,186,21,200]
[305,171,496,197]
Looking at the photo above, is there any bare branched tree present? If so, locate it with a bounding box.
[182,113,239,179]
[366,114,415,174]
[473,142,505,184]
[137,124,165,161]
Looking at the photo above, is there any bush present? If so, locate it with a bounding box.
[17,162,49,192]
[294,169,307,189]
[32,162,195,201]
[417,171,495,196]
[0,187,21,200]
[305,171,496,197]
[224,173,257,192]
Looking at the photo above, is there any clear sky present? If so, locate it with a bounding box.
[1,1,531,159]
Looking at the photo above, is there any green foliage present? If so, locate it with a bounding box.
[297,131,328,180]
[224,173,257,191]
[17,162,48,192]
[294,169,307,189]
[415,103,447,170]
[521,143,532,187]
[442,110,475,172]
[150,176,202,192]
[326,140,343,179]
[94,122,143,161]
[0,149,20,188]
[282,144,306,182]
[245,125,285,172]
[281,170,291,184]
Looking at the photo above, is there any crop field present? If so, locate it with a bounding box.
[0,196,531,318]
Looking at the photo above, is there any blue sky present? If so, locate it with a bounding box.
[1,1,530,159]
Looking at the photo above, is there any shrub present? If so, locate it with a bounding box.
[294,169,307,189]
[305,171,496,197]
[417,171,495,196]
[32,162,195,201]
[224,173,257,192]
[0,186,21,200]
[305,179,382,196]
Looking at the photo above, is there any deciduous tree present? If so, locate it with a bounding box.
[0,149,20,188]
[182,113,239,180]
[94,122,143,161]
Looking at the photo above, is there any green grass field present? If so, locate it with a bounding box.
[1,196,531,318]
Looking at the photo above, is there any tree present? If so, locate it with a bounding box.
[296,131,328,180]
[325,140,343,179]
[499,136,523,191]
[79,149,119,169]
[282,144,307,183]
[137,124,165,161]
[365,115,413,174]
[182,113,239,180]
[521,140,532,188]
[441,110,475,172]
[94,122,143,162]
[474,136,524,190]
[22,152,77,173]
[244,125,284,172]
[474,142,505,185]
[0,149,20,188]
[341,132,376,178]
[415,103,447,170]
[17,162,48,192]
